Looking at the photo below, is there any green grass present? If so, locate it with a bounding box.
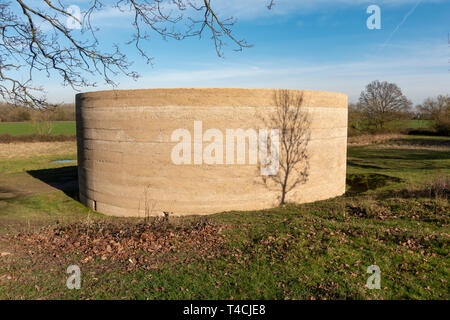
[0,137,448,300]
[0,121,75,136]
[386,120,433,130]
[347,140,450,188]
[0,153,77,176]
[348,119,435,136]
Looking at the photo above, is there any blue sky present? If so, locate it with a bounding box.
[34,0,450,104]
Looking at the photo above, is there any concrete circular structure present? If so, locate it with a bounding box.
[76,88,348,217]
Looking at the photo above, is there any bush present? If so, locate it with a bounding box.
[17,110,31,121]
[434,119,450,136]
[418,95,449,136]
[406,128,441,136]
[0,103,75,122]
[425,176,449,199]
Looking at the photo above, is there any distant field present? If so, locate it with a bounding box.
[0,120,432,137]
[386,120,433,130]
[0,121,75,136]
[348,119,435,137]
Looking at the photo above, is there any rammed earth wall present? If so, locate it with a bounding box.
[76,88,348,216]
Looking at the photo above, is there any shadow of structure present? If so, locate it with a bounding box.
[345,173,402,195]
[27,166,79,200]
[391,137,450,148]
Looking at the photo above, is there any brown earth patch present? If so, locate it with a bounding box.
[6,219,231,271]
[348,134,450,150]
[348,134,404,146]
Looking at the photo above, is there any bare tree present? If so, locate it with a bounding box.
[418,95,450,135]
[259,90,311,206]
[418,95,449,120]
[359,80,412,129]
[0,0,275,108]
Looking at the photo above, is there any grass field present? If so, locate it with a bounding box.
[0,135,448,299]
[0,120,432,137]
[386,120,433,130]
[348,119,435,136]
[0,121,75,136]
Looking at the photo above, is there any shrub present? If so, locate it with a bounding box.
[418,95,449,136]
[425,176,449,199]
[0,103,75,122]
[17,110,31,121]
[434,119,450,136]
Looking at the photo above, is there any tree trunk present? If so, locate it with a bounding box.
[280,185,286,206]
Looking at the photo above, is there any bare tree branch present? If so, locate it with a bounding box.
[0,0,275,108]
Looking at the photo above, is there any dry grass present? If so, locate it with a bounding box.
[372,144,450,151]
[424,176,449,199]
[386,176,450,200]
[347,134,404,146]
[348,134,450,150]
[0,141,77,159]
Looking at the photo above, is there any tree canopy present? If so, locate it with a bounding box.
[359,80,412,129]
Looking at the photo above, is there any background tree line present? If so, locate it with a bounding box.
[349,80,449,136]
[0,103,75,122]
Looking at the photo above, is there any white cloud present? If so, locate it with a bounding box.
[48,40,448,104]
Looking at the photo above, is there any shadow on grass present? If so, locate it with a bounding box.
[348,147,450,171]
[27,166,79,200]
[346,161,386,170]
[389,137,450,148]
[346,173,402,195]
[350,148,450,161]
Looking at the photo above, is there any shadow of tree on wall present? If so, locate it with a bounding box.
[258,90,311,206]
[27,166,79,200]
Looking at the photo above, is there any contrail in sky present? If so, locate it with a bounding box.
[378,0,423,53]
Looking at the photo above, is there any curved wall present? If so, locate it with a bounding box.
[76,88,348,216]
